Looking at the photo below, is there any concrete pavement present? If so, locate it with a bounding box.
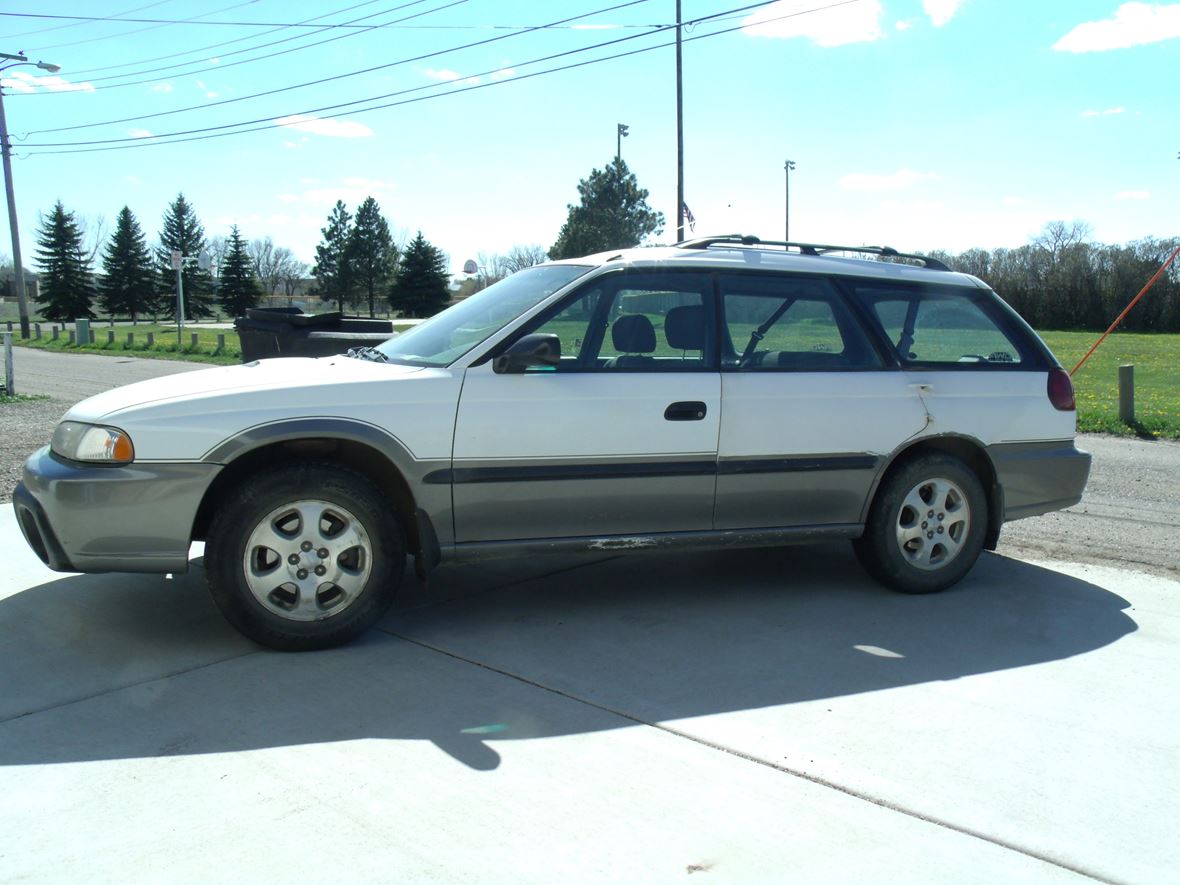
[2,507,1177,883]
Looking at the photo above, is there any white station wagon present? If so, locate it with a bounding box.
[14,236,1091,649]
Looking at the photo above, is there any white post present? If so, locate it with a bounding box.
[3,330,13,395]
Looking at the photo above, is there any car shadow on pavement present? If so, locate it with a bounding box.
[0,544,1136,771]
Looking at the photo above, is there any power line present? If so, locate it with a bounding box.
[4,0,180,40]
[24,0,860,156]
[48,0,453,86]
[26,0,656,135]
[26,0,268,53]
[65,0,389,77]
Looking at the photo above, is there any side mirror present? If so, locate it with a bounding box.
[492,333,561,374]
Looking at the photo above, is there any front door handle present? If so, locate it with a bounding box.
[664,401,707,421]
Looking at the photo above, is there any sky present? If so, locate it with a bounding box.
[0,0,1177,276]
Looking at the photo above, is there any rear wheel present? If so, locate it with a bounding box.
[854,454,986,594]
[205,463,404,650]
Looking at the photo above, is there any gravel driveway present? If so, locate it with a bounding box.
[4,347,1177,578]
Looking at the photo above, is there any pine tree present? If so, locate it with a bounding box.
[345,196,397,317]
[217,225,262,319]
[157,193,215,320]
[549,157,665,259]
[98,206,155,322]
[34,200,94,322]
[389,231,450,318]
[311,200,353,312]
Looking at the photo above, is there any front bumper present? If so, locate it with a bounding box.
[991,440,1093,522]
[13,446,222,574]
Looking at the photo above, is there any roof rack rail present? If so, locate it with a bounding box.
[676,234,950,271]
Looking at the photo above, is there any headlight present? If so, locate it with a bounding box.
[51,421,135,464]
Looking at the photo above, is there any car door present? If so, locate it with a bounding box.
[451,270,721,543]
[714,272,928,530]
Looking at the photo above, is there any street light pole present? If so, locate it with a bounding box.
[616,123,629,162]
[675,0,685,243]
[784,160,796,242]
[0,52,61,340]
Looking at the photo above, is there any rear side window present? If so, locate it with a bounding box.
[853,284,1027,366]
[720,274,881,371]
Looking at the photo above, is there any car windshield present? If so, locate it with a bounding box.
[376,264,591,367]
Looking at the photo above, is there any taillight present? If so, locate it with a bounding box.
[1047,368,1076,411]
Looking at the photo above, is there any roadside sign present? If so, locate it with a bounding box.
[170,249,182,270]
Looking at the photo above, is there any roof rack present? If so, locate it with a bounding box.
[676,234,950,272]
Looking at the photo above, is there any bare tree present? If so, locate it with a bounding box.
[503,244,548,273]
[1034,220,1093,262]
[248,236,283,296]
[278,251,308,301]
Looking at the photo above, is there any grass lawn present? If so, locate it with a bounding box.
[1040,330,1179,440]
[9,321,419,367]
[7,319,1176,439]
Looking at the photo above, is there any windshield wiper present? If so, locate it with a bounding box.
[345,346,389,363]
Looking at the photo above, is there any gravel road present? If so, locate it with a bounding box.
[4,347,1177,578]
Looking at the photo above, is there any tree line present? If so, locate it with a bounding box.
[20,192,455,325]
[925,221,1180,333]
[16,158,1178,333]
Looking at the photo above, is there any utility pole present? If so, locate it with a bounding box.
[617,123,629,162]
[676,0,684,242]
[784,160,796,242]
[0,52,60,339]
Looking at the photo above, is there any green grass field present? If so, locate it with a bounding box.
[7,321,419,367]
[6,320,1176,439]
[1040,331,1179,440]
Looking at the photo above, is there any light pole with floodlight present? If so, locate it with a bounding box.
[784,160,796,242]
[1,52,61,339]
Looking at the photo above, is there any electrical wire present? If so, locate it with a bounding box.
[24,0,859,156]
[50,0,454,87]
[4,0,181,40]
[65,0,389,77]
[27,0,269,53]
[27,0,655,134]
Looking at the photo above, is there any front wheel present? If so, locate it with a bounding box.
[854,454,987,594]
[205,463,404,650]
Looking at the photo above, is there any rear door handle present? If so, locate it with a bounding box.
[664,401,707,421]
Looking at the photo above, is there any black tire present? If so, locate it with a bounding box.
[854,453,987,595]
[205,462,404,650]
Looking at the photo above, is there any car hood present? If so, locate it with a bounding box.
[67,356,423,423]
[60,356,458,462]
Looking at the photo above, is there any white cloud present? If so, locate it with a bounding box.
[151,82,173,94]
[1054,2,1180,53]
[342,177,388,190]
[195,79,208,90]
[923,0,964,28]
[422,67,480,85]
[205,91,219,99]
[1080,107,1126,118]
[277,194,299,203]
[125,175,142,185]
[895,19,914,31]
[1002,196,1025,207]
[1115,190,1150,200]
[1,71,94,93]
[743,0,883,47]
[840,169,939,191]
[490,67,515,81]
[128,128,154,139]
[274,114,373,138]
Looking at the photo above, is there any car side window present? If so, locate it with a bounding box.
[855,285,1025,365]
[719,274,881,371]
[523,271,714,372]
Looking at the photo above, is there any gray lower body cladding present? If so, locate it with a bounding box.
[989,440,1092,521]
[14,447,221,573]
